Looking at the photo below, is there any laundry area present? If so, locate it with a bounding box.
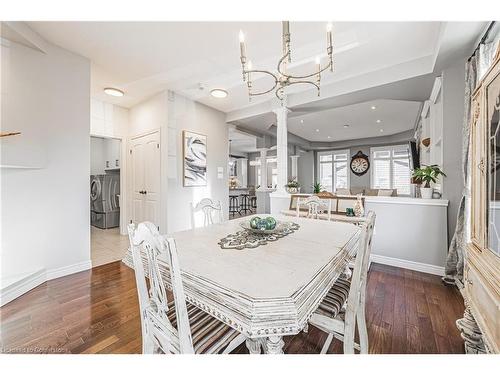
[90,136,127,266]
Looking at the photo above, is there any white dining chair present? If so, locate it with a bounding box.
[296,196,332,220]
[309,211,376,354]
[127,222,246,354]
[190,198,224,229]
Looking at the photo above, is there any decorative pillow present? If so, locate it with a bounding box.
[378,189,395,196]
[364,188,378,196]
[350,187,365,196]
[335,188,351,195]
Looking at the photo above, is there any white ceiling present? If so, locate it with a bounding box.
[25,21,486,144]
[28,21,446,112]
[228,127,258,154]
[288,99,421,142]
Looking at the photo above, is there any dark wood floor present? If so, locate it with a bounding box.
[0,261,465,354]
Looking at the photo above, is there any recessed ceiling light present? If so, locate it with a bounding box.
[327,136,331,139]
[104,87,124,97]
[371,105,376,110]
[376,119,381,123]
[380,129,384,133]
[210,88,228,98]
[300,119,304,124]
[316,129,319,132]
[343,124,349,128]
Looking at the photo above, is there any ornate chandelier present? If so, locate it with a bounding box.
[238,21,334,102]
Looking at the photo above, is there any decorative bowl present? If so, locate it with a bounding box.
[240,218,288,234]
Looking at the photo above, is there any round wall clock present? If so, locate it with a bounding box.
[350,151,370,176]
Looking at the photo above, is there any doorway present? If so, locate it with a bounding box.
[90,135,128,267]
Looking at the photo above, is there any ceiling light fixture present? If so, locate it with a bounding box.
[376,119,381,123]
[327,136,331,139]
[343,124,349,128]
[239,21,334,102]
[316,129,320,132]
[380,129,384,133]
[210,88,228,98]
[300,119,304,124]
[104,87,124,97]
[371,105,376,110]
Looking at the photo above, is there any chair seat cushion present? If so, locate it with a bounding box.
[150,300,241,354]
[315,278,351,318]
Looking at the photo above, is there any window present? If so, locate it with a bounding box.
[371,145,411,195]
[317,149,350,192]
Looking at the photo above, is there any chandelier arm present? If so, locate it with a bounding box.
[244,70,279,96]
[279,60,332,80]
[286,80,320,91]
[276,51,291,76]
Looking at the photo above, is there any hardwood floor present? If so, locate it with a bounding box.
[0,261,465,354]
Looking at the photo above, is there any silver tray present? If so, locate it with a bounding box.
[239,220,290,234]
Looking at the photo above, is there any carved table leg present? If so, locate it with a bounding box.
[265,336,285,354]
[456,304,487,354]
[245,338,262,354]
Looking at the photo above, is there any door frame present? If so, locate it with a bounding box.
[128,129,162,231]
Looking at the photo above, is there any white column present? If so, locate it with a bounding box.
[273,105,290,195]
[257,148,268,191]
[290,155,300,181]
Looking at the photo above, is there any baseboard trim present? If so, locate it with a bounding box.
[0,269,46,307]
[0,260,92,307]
[371,254,444,276]
[46,260,92,280]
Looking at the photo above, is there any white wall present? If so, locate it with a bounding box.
[166,93,229,232]
[1,39,91,295]
[127,91,229,233]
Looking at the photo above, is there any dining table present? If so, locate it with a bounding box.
[123,214,361,354]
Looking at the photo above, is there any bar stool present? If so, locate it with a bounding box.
[229,195,239,217]
[238,194,251,215]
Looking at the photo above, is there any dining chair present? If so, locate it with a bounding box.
[296,196,332,220]
[190,198,224,229]
[127,222,246,354]
[309,211,376,354]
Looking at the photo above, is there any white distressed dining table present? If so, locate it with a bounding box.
[123,214,360,354]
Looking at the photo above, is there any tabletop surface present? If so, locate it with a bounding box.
[163,214,359,299]
[124,214,360,337]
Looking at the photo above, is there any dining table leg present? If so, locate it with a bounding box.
[245,338,262,354]
[265,335,285,354]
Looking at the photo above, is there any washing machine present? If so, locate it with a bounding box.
[90,172,120,229]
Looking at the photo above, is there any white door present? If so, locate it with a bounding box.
[130,131,161,228]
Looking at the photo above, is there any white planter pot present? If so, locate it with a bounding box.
[420,187,433,199]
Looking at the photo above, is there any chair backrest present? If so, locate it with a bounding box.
[345,211,376,314]
[296,196,332,220]
[128,222,194,354]
[190,198,224,229]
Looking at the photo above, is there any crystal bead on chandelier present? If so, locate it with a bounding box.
[239,21,334,102]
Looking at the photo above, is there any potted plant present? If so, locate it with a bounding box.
[285,177,300,194]
[312,182,323,194]
[412,165,446,199]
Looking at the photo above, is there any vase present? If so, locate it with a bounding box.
[286,187,298,194]
[420,187,433,199]
[354,194,365,217]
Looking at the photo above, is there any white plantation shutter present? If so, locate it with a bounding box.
[317,149,350,192]
[371,145,411,195]
[372,159,391,189]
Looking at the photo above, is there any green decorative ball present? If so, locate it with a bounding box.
[265,216,277,230]
[256,219,268,230]
[250,216,261,229]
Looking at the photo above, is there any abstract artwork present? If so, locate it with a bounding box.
[183,130,207,186]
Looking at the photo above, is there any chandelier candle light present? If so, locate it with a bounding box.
[239,21,334,101]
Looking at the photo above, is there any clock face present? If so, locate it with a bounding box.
[350,152,370,176]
